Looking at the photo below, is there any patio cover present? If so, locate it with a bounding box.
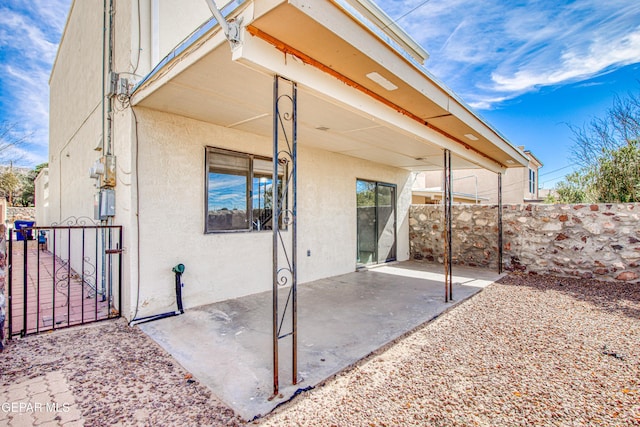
[130,0,529,172]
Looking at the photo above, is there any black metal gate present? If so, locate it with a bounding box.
[7,218,122,337]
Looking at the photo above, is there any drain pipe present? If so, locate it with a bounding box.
[129,264,185,326]
[173,263,185,314]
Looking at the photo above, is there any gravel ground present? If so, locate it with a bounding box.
[1,273,639,426]
[0,320,243,426]
[258,273,640,426]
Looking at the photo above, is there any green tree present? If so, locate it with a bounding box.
[0,169,21,205]
[593,141,640,202]
[557,87,640,203]
[17,162,48,206]
[556,170,591,203]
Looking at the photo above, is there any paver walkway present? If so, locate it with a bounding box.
[0,372,84,426]
[1,319,243,426]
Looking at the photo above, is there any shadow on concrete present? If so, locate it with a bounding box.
[139,261,503,420]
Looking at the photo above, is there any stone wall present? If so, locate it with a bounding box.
[409,203,640,283]
[7,206,36,223]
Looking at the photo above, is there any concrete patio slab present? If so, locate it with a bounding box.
[139,261,503,420]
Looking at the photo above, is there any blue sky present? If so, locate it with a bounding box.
[1,0,639,188]
[0,0,69,166]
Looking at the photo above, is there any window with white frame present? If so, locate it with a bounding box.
[205,147,286,233]
[529,168,536,194]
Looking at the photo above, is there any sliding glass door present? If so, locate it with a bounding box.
[356,180,397,266]
[376,183,396,263]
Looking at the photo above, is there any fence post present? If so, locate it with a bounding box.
[0,225,6,348]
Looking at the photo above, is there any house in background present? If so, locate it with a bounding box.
[34,167,49,226]
[43,0,529,321]
[538,188,558,201]
[0,198,6,227]
[412,146,543,204]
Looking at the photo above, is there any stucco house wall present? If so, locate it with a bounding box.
[49,0,105,224]
[132,107,411,315]
[34,168,49,226]
[49,0,136,223]
[155,0,212,63]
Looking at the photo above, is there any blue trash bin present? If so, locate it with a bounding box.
[14,220,35,241]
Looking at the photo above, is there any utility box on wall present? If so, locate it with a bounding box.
[101,155,116,188]
[89,155,117,189]
[95,189,115,220]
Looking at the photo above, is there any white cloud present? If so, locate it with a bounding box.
[467,97,511,111]
[379,0,640,109]
[491,28,640,92]
[31,0,72,35]
[4,144,46,166]
[0,0,71,166]
[0,11,58,62]
[3,65,51,130]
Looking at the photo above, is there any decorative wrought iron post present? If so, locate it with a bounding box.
[443,149,453,302]
[272,75,298,397]
[498,172,503,274]
[22,230,28,337]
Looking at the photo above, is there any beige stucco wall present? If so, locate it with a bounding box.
[47,0,136,316]
[132,107,411,317]
[133,0,238,83]
[49,0,104,159]
[48,0,104,225]
[297,142,413,283]
[48,0,135,223]
[154,0,211,64]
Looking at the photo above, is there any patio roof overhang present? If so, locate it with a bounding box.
[131,0,528,174]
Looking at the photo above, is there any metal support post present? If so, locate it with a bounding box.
[498,172,503,274]
[443,150,453,302]
[272,75,298,397]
